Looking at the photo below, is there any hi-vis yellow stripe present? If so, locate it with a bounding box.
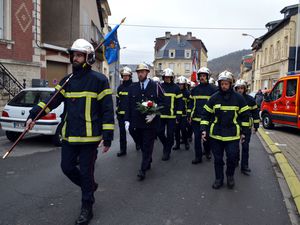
[65,91,98,98]
[98,89,113,100]
[63,136,102,143]
[103,124,114,130]
[85,97,92,136]
[55,84,65,95]
[38,102,51,114]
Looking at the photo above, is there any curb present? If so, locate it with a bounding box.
[258,127,300,214]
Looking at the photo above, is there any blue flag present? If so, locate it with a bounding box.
[104,24,120,64]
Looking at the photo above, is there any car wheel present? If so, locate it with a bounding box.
[52,126,62,146]
[262,113,274,129]
[6,131,21,142]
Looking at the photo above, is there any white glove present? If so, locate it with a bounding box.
[125,121,130,131]
[145,114,156,123]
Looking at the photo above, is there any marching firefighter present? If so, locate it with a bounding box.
[116,66,140,157]
[173,76,190,150]
[234,79,260,175]
[26,38,114,224]
[157,68,183,161]
[201,70,250,189]
[188,67,217,164]
[125,63,164,181]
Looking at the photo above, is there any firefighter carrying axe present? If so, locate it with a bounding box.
[3,17,126,159]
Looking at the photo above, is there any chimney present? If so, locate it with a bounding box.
[177,33,181,43]
[187,32,192,39]
[165,31,171,38]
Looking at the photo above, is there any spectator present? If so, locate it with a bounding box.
[255,89,264,109]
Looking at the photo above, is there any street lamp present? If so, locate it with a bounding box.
[242,33,256,39]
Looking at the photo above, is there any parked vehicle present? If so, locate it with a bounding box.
[0,88,64,145]
[260,74,299,129]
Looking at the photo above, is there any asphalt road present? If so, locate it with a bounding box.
[0,130,293,225]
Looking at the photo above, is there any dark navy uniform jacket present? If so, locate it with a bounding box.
[189,83,217,122]
[116,80,132,118]
[125,79,164,129]
[243,94,260,129]
[200,88,250,141]
[29,66,114,145]
[160,82,183,120]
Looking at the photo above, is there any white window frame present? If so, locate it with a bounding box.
[169,63,175,71]
[0,0,12,41]
[185,49,191,58]
[184,63,190,73]
[169,49,175,58]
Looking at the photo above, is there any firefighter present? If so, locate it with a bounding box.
[173,76,190,150]
[116,66,140,157]
[201,70,250,189]
[26,38,114,225]
[125,63,164,181]
[234,79,260,175]
[157,68,183,161]
[188,67,217,164]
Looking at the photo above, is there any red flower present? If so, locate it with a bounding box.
[147,101,153,107]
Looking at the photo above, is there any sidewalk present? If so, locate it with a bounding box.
[258,126,300,215]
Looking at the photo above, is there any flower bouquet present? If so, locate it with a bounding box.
[136,100,163,123]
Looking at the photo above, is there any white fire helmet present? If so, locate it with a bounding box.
[120,66,132,76]
[234,79,247,90]
[209,77,215,84]
[162,68,174,77]
[68,39,95,65]
[197,67,210,75]
[218,70,233,83]
[136,63,150,72]
[190,81,196,88]
[152,76,160,82]
[176,76,187,84]
[186,78,191,86]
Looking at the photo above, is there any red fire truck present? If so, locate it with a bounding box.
[260,74,300,129]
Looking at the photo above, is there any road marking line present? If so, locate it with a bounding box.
[258,128,300,214]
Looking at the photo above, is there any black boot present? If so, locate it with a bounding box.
[205,152,211,160]
[241,167,251,176]
[137,170,146,181]
[117,151,127,157]
[185,143,190,150]
[136,144,141,151]
[212,180,223,189]
[75,207,93,225]
[227,176,235,189]
[191,158,202,164]
[173,145,180,150]
[161,154,170,161]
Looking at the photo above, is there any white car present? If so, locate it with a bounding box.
[0,87,64,146]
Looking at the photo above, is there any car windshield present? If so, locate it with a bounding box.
[8,90,52,107]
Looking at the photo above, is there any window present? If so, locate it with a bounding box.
[276,41,281,60]
[185,49,191,58]
[0,0,3,39]
[169,63,175,71]
[284,36,288,57]
[184,63,190,73]
[264,48,268,65]
[256,55,260,69]
[169,50,175,58]
[0,0,11,40]
[286,79,297,97]
[158,63,162,70]
[270,81,283,100]
[269,45,274,63]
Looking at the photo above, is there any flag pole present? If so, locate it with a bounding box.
[94,17,126,52]
[3,18,126,159]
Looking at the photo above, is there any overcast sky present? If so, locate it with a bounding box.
[108,0,299,65]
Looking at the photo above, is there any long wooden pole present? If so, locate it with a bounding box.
[2,17,126,159]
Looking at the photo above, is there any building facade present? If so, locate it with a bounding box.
[240,54,254,90]
[153,32,208,79]
[252,4,300,91]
